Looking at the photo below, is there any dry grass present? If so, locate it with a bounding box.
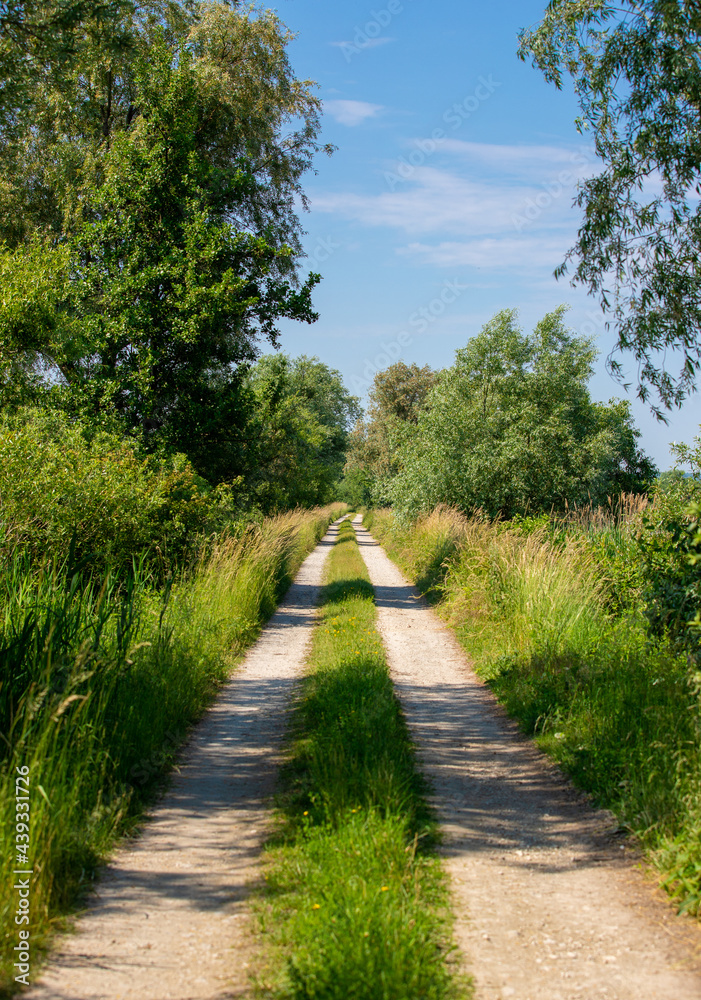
[554,492,649,533]
[368,506,605,667]
[441,519,604,666]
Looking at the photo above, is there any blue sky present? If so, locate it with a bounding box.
[268,0,699,470]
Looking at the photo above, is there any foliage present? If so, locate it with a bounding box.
[519,0,701,413]
[0,1,193,244]
[1,3,324,249]
[369,361,437,423]
[254,519,467,1000]
[336,466,375,510]
[673,429,701,480]
[635,431,701,654]
[564,495,648,616]
[387,307,656,520]
[187,3,331,264]
[0,3,330,471]
[0,407,221,572]
[344,362,437,505]
[0,1,124,130]
[0,505,341,994]
[241,354,361,512]
[0,243,72,409]
[657,468,690,493]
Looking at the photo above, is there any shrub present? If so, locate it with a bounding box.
[636,478,701,657]
[0,408,216,572]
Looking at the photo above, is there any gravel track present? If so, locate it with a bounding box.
[24,522,342,1000]
[23,515,701,1000]
[353,516,701,1000]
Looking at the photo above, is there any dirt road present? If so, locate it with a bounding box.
[23,515,701,1000]
[24,522,343,1000]
[354,515,701,1000]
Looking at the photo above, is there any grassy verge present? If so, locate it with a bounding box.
[0,505,344,996]
[254,519,468,1000]
[365,507,701,917]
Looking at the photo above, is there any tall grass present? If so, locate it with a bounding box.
[366,506,701,916]
[0,505,343,996]
[254,519,468,1000]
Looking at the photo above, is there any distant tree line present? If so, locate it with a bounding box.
[342,307,657,517]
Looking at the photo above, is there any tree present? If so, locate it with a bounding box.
[241,355,360,511]
[370,362,437,424]
[519,1,701,416]
[1,3,328,253]
[343,362,436,503]
[591,398,658,495]
[0,1,193,245]
[0,4,330,467]
[0,1,115,127]
[388,307,656,520]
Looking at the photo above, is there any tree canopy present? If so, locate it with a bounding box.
[519,0,701,416]
[1,1,118,128]
[343,362,436,506]
[355,308,656,520]
[241,354,360,511]
[0,2,331,475]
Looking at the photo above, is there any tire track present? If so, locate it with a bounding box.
[353,515,701,1000]
[25,521,343,1000]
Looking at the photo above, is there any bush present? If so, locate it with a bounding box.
[636,477,701,657]
[0,408,218,572]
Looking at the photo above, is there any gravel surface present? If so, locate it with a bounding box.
[23,515,701,1000]
[354,516,701,1000]
[24,522,342,1000]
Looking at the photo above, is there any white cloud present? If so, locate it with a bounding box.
[437,139,599,174]
[324,99,385,127]
[306,141,610,276]
[311,165,573,237]
[331,37,395,52]
[398,236,572,271]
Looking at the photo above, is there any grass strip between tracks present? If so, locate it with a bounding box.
[253,518,468,1000]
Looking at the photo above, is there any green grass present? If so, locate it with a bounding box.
[0,506,344,997]
[366,506,701,918]
[254,519,469,1000]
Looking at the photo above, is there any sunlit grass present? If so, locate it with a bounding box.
[0,505,344,996]
[366,506,701,917]
[254,519,469,1000]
